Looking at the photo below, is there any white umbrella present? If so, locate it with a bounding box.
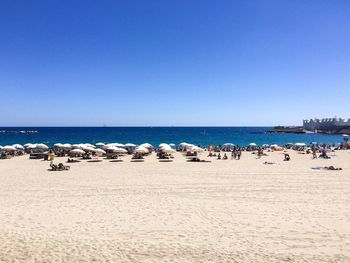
[2,145,16,151]
[54,143,63,147]
[249,143,257,146]
[84,147,96,152]
[84,143,96,148]
[223,143,234,146]
[94,149,106,155]
[70,149,85,154]
[135,146,148,154]
[24,143,33,147]
[342,134,349,137]
[262,144,269,147]
[295,142,306,147]
[163,148,176,154]
[139,143,153,149]
[108,146,127,153]
[13,144,24,150]
[125,143,136,147]
[95,142,105,147]
[270,144,279,148]
[160,145,172,150]
[26,144,37,149]
[62,143,72,149]
[190,146,204,152]
[36,143,49,149]
[169,143,176,147]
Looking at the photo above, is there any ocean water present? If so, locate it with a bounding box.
[0,127,345,147]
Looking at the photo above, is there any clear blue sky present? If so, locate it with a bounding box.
[0,0,349,126]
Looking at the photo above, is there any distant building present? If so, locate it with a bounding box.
[303,118,350,132]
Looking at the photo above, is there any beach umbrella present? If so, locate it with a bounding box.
[36,143,49,149]
[24,143,32,147]
[160,145,172,150]
[295,142,306,147]
[82,146,96,152]
[2,145,16,151]
[159,143,170,148]
[54,143,63,147]
[26,144,37,149]
[102,143,113,150]
[163,148,176,154]
[108,147,127,153]
[70,149,85,154]
[95,142,105,147]
[342,134,349,137]
[112,147,127,153]
[135,146,148,153]
[262,144,269,147]
[13,144,24,150]
[190,146,204,152]
[94,149,106,155]
[223,143,234,146]
[125,143,136,147]
[249,143,257,146]
[84,143,96,148]
[139,143,153,149]
[62,143,72,149]
[169,143,176,148]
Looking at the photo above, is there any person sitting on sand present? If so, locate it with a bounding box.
[319,149,330,159]
[284,153,290,161]
[217,153,221,160]
[223,153,228,160]
[324,166,342,170]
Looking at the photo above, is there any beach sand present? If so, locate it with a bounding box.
[0,151,350,262]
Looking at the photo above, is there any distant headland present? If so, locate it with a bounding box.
[270,117,350,134]
[0,130,38,134]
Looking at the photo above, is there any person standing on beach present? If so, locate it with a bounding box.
[312,147,317,159]
[237,149,241,160]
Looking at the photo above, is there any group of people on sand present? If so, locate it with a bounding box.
[208,147,242,160]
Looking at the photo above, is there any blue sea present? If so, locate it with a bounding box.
[0,127,345,147]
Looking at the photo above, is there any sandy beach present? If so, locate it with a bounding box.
[0,150,350,262]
